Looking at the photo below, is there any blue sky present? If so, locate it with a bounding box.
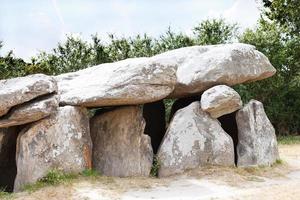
[0,0,261,61]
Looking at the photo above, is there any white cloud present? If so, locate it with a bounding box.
[208,0,260,29]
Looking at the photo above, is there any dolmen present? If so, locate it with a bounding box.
[0,43,279,192]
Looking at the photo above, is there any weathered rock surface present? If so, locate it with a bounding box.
[14,106,92,192]
[143,100,166,154]
[91,106,153,177]
[56,57,176,107]
[0,128,18,192]
[154,43,276,98]
[201,85,242,118]
[236,100,279,167]
[158,102,234,177]
[0,95,59,128]
[0,74,57,117]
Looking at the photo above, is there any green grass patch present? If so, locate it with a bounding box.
[23,169,78,192]
[80,169,101,177]
[0,188,13,200]
[277,135,300,145]
[150,156,161,177]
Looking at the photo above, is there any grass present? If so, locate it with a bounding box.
[277,135,300,145]
[23,169,78,192]
[0,188,13,200]
[150,156,161,177]
[80,169,101,177]
[274,159,284,165]
[22,169,102,193]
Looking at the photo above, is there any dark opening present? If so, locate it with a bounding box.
[169,95,202,122]
[143,100,166,154]
[0,127,18,192]
[218,112,238,165]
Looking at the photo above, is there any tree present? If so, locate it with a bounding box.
[262,0,300,35]
[238,19,300,135]
[193,18,238,45]
[155,27,194,53]
[0,42,27,79]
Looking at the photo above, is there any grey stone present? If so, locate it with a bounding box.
[55,57,176,107]
[90,106,153,177]
[0,74,57,117]
[153,43,276,98]
[201,85,242,118]
[158,102,234,177]
[0,94,59,128]
[14,106,92,191]
[236,100,279,167]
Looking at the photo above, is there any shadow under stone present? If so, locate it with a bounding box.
[143,100,166,154]
[0,127,18,192]
[218,112,239,165]
[169,95,202,122]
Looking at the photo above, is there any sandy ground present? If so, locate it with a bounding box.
[9,144,300,200]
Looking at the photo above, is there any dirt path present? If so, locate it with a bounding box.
[11,144,300,200]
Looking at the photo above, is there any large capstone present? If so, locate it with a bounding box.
[0,74,57,117]
[90,106,153,177]
[153,43,276,98]
[14,106,92,192]
[0,94,58,128]
[201,85,242,118]
[56,57,176,107]
[158,102,234,177]
[0,127,18,192]
[236,100,279,167]
[143,100,166,154]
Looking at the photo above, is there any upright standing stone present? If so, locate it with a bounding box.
[90,106,153,177]
[158,102,234,177]
[0,74,57,117]
[236,100,279,167]
[14,106,92,191]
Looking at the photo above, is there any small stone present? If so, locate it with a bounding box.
[201,85,242,118]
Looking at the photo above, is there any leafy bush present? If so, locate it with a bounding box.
[150,156,161,177]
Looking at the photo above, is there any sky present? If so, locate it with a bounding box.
[0,0,261,61]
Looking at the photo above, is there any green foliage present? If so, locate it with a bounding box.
[193,18,238,45]
[150,156,161,177]
[0,49,27,79]
[80,169,101,177]
[0,188,13,200]
[277,135,300,145]
[274,159,284,166]
[164,99,176,123]
[155,27,195,53]
[23,169,77,192]
[262,0,300,35]
[238,19,300,135]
